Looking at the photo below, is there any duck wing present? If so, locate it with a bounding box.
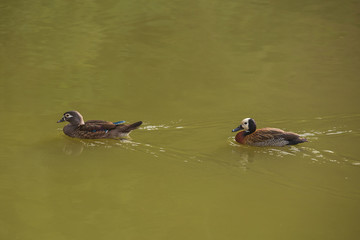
[80,120,117,132]
[113,121,142,133]
[251,128,305,145]
[250,128,284,141]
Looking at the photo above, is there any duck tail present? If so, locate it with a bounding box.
[117,121,142,133]
[126,121,143,131]
[287,137,307,145]
[108,121,142,138]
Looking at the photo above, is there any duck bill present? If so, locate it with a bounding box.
[232,126,243,132]
[57,117,65,123]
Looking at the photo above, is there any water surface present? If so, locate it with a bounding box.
[0,0,359,239]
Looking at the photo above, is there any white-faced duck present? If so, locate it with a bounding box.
[57,110,142,139]
[232,118,307,147]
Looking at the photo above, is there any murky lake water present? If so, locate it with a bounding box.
[1,0,360,239]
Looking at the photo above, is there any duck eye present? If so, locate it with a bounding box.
[65,114,71,118]
[244,122,247,125]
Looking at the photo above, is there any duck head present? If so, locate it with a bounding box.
[57,111,85,126]
[232,118,257,133]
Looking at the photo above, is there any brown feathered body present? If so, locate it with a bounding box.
[235,128,307,147]
[58,111,142,139]
[63,120,142,139]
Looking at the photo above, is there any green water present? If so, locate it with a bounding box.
[1,0,360,239]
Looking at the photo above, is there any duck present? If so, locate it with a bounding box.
[57,110,142,139]
[232,118,307,147]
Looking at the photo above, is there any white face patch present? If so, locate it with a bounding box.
[241,118,251,131]
[65,113,73,118]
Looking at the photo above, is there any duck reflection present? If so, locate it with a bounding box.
[60,136,148,156]
[62,138,85,156]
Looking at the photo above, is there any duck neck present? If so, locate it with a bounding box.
[247,119,256,134]
[244,130,252,136]
[245,128,256,135]
[68,117,84,126]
